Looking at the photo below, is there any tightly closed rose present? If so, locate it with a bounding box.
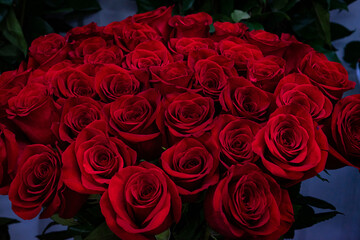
[131,6,174,39]
[7,83,60,144]
[104,20,161,52]
[160,137,219,200]
[274,73,332,121]
[220,77,274,122]
[58,96,104,143]
[328,94,360,169]
[100,161,181,240]
[95,64,142,102]
[218,40,263,73]
[194,55,238,99]
[150,61,194,95]
[253,105,328,186]
[28,33,69,70]
[169,12,212,38]
[8,144,85,219]
[103,89,162,159]
[205,163,294,240]
[62,120,137,194]
[160,92,215,144]
[248,55,286,92]
[0,124,18,194]
[212,114,262,168]
[299,51,355,100]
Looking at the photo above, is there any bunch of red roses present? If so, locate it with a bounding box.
[0,5,359,240]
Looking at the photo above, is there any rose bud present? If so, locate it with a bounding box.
[299,51,355,100]
[252,105,328,186]
[7,83,60,144]
[0,124,18,194]
[205,163,294,240]
[62,120,137,194]
[103,89,162,159]
[169,12,213,38]
[100,161,181,240]
[274,73,333,121]
[160,136,219,201]
[212,114,262,168]
[28,33,69,70]
[220,76,274,122]
[8,144,86,219]
[247,55,286,93]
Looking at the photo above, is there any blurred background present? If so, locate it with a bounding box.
[0,0,359,239]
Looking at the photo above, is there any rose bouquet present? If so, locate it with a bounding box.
[0,6,359,240]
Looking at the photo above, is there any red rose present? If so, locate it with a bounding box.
[7,83,60,144]
[62,120,137,194]
[160,92,215,144]
[160,137,219,200]
[220,77,274,122]
[247,55,286,92]
[252,105,328,186]
[8,144,85,219]
[274,73,333,121]
[299,51,356,100]
[218,40,263,73]
[66,22,104,42]
[205,163,294,240]
[0,124,18,194]
[150,61,194,95]
[51,66,96,98]
[100,161,181,240]
[187,48,218,70]
[124,40,173,71]
[246,30,290,56]
[211,114,262,168]
[104,20,161,52]
[212,22,248,41]
[169,12,212,38]
[327,94,360,169]
[69,36,108,62]
[103,89,162,159]
[131,6,174,39]
[95,64,142,102]
[0,67,30,119]
[84,45,123,66]
[28,33,69,70]
[58,97,104,143]
[194,55,238,99]
[169,37,215,58]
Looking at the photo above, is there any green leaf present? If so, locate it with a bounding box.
[0,8,27,55]
[136,0,166,13]
[0,0,12,6]
[245,21,264,30]
[220,0,235,16]
[344,41,360,68]
[330,22,354,41]
[329,0,349,10]
[301,196,336,210]
[68,0,101,12]
[271,0,289,10]
[0,217,19,226]
[51,214,78,227]
[155,229,170,240]
[84,223,119,240]
[312,1,331,46]
[26,16,54,42]
[231,10,250,23]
